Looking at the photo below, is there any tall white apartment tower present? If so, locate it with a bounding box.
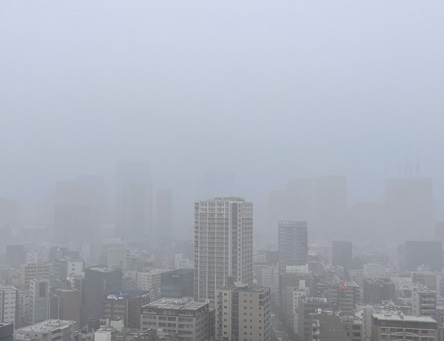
[194,196,253,305]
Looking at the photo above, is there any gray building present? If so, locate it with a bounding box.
[332,241,353,272]
[15,320,76,341]
[278,221,308,273]
[161,269,194,299]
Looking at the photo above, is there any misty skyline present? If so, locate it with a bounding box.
[1,1,443,241]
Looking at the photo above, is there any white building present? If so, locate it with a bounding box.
[19,263,51,290]
[29,279,50,324]
[15,319,76,341]
[136,269,170,300]
[194,197,253,305]
[0,286,18,324]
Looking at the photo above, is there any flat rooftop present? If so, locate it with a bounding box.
[15,320,75,333]
[144,298,207,311]
[373,313,437,323]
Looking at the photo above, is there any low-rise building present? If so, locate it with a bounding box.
[14,319,76,341]
[104,290,150,329]
[140,298,210,341]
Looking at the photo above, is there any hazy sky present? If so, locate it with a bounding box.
[1,1,443,234]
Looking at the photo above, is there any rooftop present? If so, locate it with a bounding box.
[373,313,437,323]
[105,290,149,300]
[15,320,76,333]
[143,298,207,311]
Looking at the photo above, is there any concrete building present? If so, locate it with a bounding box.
[363,278,396,304]
[82,267,122,324]
[372,312,437,341]
[160,269,194,299]
[140,297,210,341]
[278,221,308,273]
[103,290,150,329]
[0,287,18,325]
[332,241,353,272]
[136,269,170,300]
[297,297,330,341]
[15,320,76,341]
[53,289,81,329]
[29,279,50,324]
[310,311,362,341]
[19,264,51,290]
[0,323,13,341]
[412,288,436,317]
[194,197,253,305]
[215,283,272,341]
[106,248,131,272]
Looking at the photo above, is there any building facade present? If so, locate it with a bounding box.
[278,221,308,273]
[194,197,253,305]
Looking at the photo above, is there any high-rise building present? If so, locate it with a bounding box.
[140,298,210,341]
[385,177,434,240]
[82,267,122,325]
[54,177,104,243]
[0,287,18,325]
[156,189,173,240]
[29,279,50,324]
[53,289,81,329]
[332,241,353,272]
[401,241,443,272]
[103,290,150,329]
[19,263,51,290]
[215,283,272,341]
[194,197,253,305]
[116,161,152,240]
[278,221,308,273]
[412,288,436,317]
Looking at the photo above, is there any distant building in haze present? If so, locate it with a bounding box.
[160,269,194,299]
[278,221,308,273]
[116,162,152,240]
[400,241,443,272]
[155,189,173,240]
[332,241,353,272]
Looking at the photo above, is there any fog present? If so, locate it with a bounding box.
[1,1,443,244]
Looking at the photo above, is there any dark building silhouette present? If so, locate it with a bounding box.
[400,241,443,272]
[0,323,13,341]
[278,221,308,272]
[82,267,122,325]
[363,278,396,304]
[161,269,194,298]
[53,289,81,329]
[116,162,152,240]
[103,290,150,329]
[332,241,353,272]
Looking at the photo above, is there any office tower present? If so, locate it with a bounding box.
[363,278,395,304]
[0,323,13,341]
[215,283,272,341]
[29,279,50,324]
[116,161,152,240]
[401,241,443,272]
[160,269,194,299]
[0,287,18,325]
[278,221,308,273]
[54,177,104,243]
[140,298,210,341]
[372,312,437,341]
[15,320,76,341]
[53,289,81,329]
[194,197,253,304]
[332,241,353,272]
[314,176,347,241]
[19,263,51,290]
[82,267,123,324]
[412,288,436,317]
[155,189,173,240]
[5,245,26,270]
[136,269,170,301]
[436,222,444,242]
[106,248,130,271]
[385,177,434,240]
[103,290,150,329]
[310,312,362,341]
